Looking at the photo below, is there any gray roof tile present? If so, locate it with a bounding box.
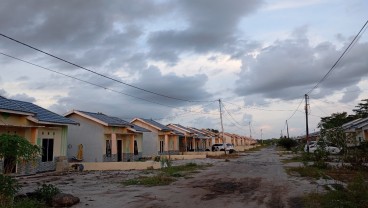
[10,99,78,125]
[0,96,77,125]
[78,111,129,127]
[0,96,33,114]
[140,118,172,131]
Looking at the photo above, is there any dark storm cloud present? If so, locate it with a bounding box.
[0,0,168,70]
[147,0,263,63]
[124,66,214,105]
[50,86,171,120]
[9,93,36,103]
[235,28,368,101]
[0,88,36,102]
[339,86,361,103]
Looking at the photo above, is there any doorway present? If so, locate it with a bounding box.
[159,140,164,153]
[117,140,122,162]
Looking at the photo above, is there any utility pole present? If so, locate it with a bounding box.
[281,130,283,138]
[286,120,290,139]
[218,99,226,154]
[261,128,263,144]
[249,121,252,139]
[305,94,310,152]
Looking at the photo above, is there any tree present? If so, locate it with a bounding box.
[207,128,219,133]
[318,112,355,130]
[0,134,40,206]
[277,137,297,150]
[0,134,40,174]
[353,99,368,118]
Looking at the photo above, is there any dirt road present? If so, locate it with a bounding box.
[18,147,316,208]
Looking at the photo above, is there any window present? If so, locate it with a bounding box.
[159,141,164,153]
[106,140,112,157]
[42,139,54,162]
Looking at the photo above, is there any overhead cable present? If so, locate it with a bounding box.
[306,20,368,95]
[0,51,217,116]
[0,33,215,103]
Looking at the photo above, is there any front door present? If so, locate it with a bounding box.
[117,140,122,162]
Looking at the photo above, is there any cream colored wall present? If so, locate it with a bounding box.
[0,113,29,126]
[103,126,129,134]
[132,120,159,134]
[169,135,179,151]
[223,135,232,143]
[0,127,27,138]
[37,127,63,157]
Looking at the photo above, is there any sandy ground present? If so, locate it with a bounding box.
[17,147,320,208]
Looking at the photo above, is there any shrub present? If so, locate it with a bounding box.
[0,174,20,207]
[13,198,43,208]
[277,138,298,150]
[34,184,60,204]
[160,156,172,168]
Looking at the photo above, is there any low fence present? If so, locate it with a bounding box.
[68,161,161,171]
[181,151,225,156]
[235,146,251,151]
[163,154,206,160]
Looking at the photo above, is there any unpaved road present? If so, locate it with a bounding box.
[18,147,317,208]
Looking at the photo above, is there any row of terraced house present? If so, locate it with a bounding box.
[0,96,256,175]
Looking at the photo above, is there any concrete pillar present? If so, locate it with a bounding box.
[184,136,187,152]
[30,128,38,145]
[164,134,169,152]
[173,136,177,151]
[111,133,117,154]
[192,138,195,151]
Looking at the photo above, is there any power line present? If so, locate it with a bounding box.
[222,100,297,112]
[221,102,249,128]
[0,33,215,103]
[154,101,218,121]
[221,112,249,132]
[286,97,305,121]
[306,20,368,95]
[0,51,217,116]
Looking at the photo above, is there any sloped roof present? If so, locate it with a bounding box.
[343,117,368,129]
[112,117,150,132]
[11,99,78,125]
[131,124,151,132]
[139,118,172,131]
[175,124,197,134]
[0,96,77,125]
[0,96,33,114]
[75,111,130,127]
[188,127,208,139]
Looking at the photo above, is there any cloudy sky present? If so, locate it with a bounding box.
[0,0,367,139]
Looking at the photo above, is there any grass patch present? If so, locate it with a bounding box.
[244,145,265,152]
[303,175,368,208]
[122,163,208,186]
[281,155,304,164]
[161,163,206,177]
[325,167,368,183]
[207,154,239,160]
[285,166,327,179]
[122,174,175,187]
